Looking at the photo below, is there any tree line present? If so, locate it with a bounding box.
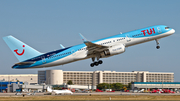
[97,82,131,90]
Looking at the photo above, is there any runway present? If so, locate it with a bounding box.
[0,91,180,97]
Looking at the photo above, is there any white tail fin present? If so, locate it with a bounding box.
[47,86,52,92]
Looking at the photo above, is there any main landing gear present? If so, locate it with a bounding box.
[90,60,103,67]
[155,39,160,49]
[90,57,103,67]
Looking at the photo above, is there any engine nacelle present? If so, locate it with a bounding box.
[100,44,125,57]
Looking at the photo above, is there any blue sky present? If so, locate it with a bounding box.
[0,0,180,81]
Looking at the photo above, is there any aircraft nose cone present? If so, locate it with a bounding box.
[172,29,175,33]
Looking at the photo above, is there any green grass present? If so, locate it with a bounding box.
[0,95,180,100]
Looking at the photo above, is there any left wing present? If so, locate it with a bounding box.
[79,33,110,55]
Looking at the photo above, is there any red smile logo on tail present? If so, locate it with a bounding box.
[14,45,25,56]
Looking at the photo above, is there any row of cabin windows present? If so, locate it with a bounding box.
[31,57,41,60]
[132,33,144,37]
[48,52,71,59]
[99,41,112,45]
[78,48,87,51]
[99,38,125,45]
[117,37,125,41]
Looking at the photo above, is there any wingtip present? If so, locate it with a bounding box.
[79,33,88,42]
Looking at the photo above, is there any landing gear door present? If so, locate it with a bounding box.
[41,56,46,63]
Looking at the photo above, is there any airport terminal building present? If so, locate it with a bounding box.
[0,70,175,92]
[132,82,180,90]
[0,74,37,84]
[38,70,174,86]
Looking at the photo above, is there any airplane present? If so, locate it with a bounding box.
[3,25,175,69]
[47,86,73,95]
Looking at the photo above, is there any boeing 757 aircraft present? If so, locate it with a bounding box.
[3,25,175,69]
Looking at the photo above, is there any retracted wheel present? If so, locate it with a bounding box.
[90,63,94,67]
[156,46,160,49]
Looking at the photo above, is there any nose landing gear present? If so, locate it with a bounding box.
[156,46,160,49]
[155,39,160,49]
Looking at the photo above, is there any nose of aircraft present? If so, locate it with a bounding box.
[168,28,175,35]
[171,29,175,34]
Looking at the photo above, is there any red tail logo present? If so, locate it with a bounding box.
[14,45,25,56]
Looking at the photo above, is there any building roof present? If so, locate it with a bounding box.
[0,81,23,84]
[0,74,37,76]
[133,82,180,84]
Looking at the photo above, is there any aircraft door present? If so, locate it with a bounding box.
[41,56,46,63]
[126,34,131,42]
[71,50,76,56]
[157,27,162,34]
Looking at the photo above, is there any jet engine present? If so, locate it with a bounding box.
[100,44,125,57]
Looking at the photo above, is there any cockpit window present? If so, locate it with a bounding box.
[165,27,170,29]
